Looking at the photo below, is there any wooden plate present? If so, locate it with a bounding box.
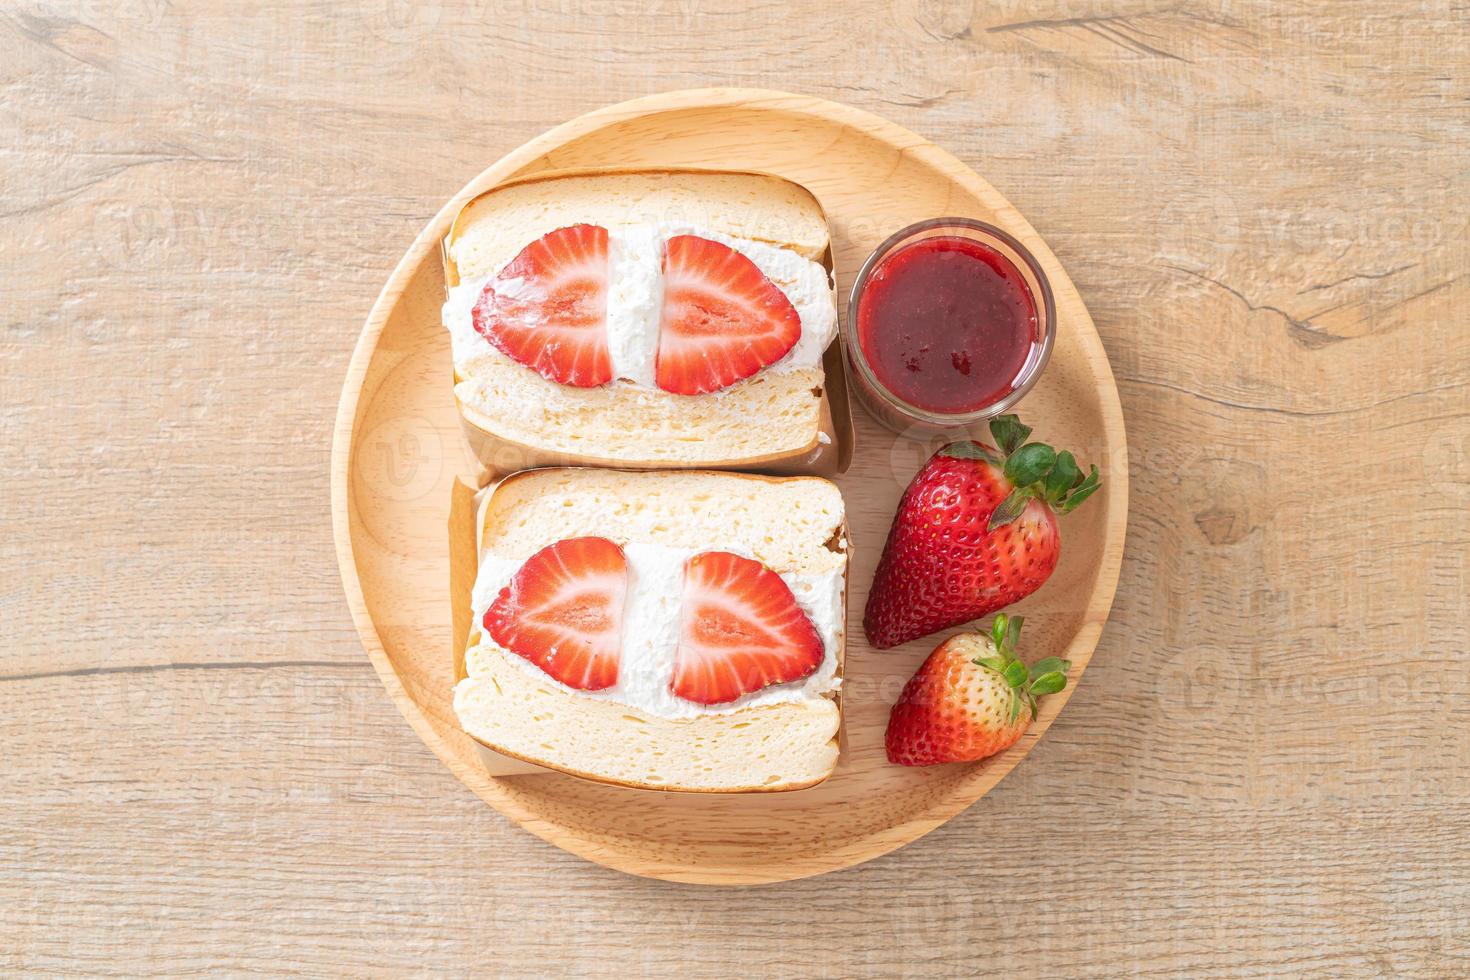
[331,88,1128,884]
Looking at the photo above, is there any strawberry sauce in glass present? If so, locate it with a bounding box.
[844,218,1055,434]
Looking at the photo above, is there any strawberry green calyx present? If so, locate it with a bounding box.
[970,614,1071,724]
[940,413,1102,531]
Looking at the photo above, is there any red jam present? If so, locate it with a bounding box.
[855,236,1038,415]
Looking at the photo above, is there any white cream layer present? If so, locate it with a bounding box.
[464,541,844,721]
[443,223,836,390]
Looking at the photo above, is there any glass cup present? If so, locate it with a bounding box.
[842,217,1056,436]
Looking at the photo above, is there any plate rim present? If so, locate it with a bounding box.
[331,87,1130,884]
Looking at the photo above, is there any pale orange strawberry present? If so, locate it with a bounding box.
[670,551,824,705]
[483,537,628,691]
[885,615,1069,766]
[655,235,801,395]
[472,223,612,387]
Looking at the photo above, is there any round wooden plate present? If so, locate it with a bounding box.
[332,88,1127,884]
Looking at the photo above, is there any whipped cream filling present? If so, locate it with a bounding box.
[465,541,844,721]
[443,223,836,390]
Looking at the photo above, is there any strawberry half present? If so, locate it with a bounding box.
[670,551,824,705]
[886,614,1070,766]
[864,414,1102,649]
[471,223,612,387]
[483,537,628,691]
[655,235,802,395]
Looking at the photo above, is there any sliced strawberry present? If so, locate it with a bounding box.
[655,234,801,395]
[472,224,612,387]
[483,537,627,691]
[670,551,824,705]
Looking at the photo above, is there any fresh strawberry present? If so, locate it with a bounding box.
[864,414,1101,649]
[886,614,1069,766]
[670,551,824,705]
[655,234,801,395]
[472,223,612,387]
[483,537,628,691]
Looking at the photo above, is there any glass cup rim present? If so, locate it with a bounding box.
[844,216,1058,428]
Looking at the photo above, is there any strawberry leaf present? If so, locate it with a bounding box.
[1007,693,1024,724]
[1029,671,1068,696]
[987,489,1032,530]
[1059,466,1101,513]
[1029,657,1070,679]
[974,655,1008,673]
[1044,450,1081,502]
[990,614,1009,649]
[1004,443,1057,488]
[1004,615,1024,651]
[940,441,1005,466]
[1001,660,1029,688]
[989,415,1031,455]
[978,414,1102,517]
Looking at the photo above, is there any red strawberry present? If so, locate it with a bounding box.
[655,234,801,395]
[483,537,628,691]
[864,414,1101,649]
[670,551,824,705]
[472,223,612,387]
[886,614,1069,766]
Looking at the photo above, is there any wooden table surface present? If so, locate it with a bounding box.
[5,2,1467,975]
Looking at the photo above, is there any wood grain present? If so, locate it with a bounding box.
[3,0,1467,974]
